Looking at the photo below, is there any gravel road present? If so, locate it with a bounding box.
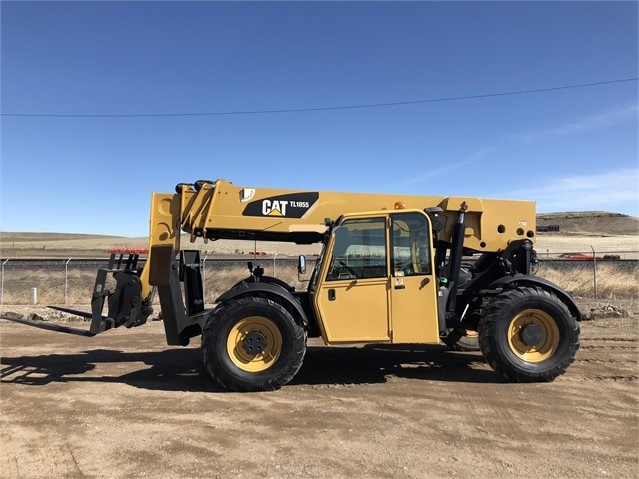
[1,308,637,479]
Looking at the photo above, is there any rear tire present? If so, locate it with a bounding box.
[443,329,480,351]
[202,296,306,392]
[478,286,579,382]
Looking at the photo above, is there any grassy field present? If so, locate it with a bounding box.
[534,234,639,254]
[0,254,636,308]
[1,232,638,260]
[1,211,637,258]
[0,233,321,258]
[1,211,637,305]
[538,262,638,299]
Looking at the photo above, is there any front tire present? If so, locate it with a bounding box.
[478,286,579,382]
[202,296,306,392]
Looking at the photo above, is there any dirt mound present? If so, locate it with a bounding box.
[582,304,630,320]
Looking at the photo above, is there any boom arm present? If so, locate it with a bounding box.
[130,179,530,313]
[138,178,536,298]
[164,179,536,248]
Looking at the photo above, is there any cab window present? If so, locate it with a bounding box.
[326,217,387,280]
[391,212,431,276]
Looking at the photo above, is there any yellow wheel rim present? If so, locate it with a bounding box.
[507,309,559,362]
[227,316,282,372]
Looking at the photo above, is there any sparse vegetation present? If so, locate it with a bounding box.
[1,259,636,308]
[537,263,639,299]
[1,211,636,308]
[0,262,304,306]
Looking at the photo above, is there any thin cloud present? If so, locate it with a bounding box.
[509,168,639,214]
[517,105,638,143]
[380,148,495,191]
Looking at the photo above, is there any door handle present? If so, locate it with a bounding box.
[328,289,336,301]
[394,284,406,290]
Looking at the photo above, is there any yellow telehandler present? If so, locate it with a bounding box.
[2,179,581,391]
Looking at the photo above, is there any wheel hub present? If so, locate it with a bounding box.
[243,331,268,355]
[520,323,544,347]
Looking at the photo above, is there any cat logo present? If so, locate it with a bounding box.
[262,200,288,216]
[242,192,319,218]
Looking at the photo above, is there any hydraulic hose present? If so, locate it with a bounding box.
[446,202,468,313]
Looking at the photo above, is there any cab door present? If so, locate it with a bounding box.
[388,211,440,343]
[314,215,391,343]
[313,210,440,345]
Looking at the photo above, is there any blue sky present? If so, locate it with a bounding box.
[1,1,637,237]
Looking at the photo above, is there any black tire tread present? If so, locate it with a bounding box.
[443,329,480,352]
[478,286,580,382]
[201,296,306,392]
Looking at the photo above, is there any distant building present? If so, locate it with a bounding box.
[536,224,560,232]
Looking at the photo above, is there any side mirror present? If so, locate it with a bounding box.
[298,255,306,275]
[424,207,445,232]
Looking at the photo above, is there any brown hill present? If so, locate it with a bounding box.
[1,211,637,258]
[537,211,639,236]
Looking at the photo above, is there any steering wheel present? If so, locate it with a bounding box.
[395,261,413,275]
[338,261,358,278]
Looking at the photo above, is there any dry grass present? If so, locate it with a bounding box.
[202,266,306,302]
[0,262,306,306]
[1,219,637,306]
[3,231,638,259]
[535,234,639,254]
[0,234,321,258]
[1,260,636,308]
[538,263,639,299]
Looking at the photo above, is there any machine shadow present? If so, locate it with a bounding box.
[291,343,499,386]
[0,348,226,392]
[0,343,499,393]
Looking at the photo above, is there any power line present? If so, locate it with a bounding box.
[2,78,637,118]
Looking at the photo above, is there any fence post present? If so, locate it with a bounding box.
[590,246,597,299]
[273,253,278,276]
[202,255,207,303]
[0,259,8,305]
[65,258,71,305]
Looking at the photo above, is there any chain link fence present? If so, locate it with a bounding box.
[534,250,638,299]
[1,249,637,306]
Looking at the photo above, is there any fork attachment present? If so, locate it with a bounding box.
[49,252,153,335]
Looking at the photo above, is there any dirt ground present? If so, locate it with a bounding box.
[1,305,638,479]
